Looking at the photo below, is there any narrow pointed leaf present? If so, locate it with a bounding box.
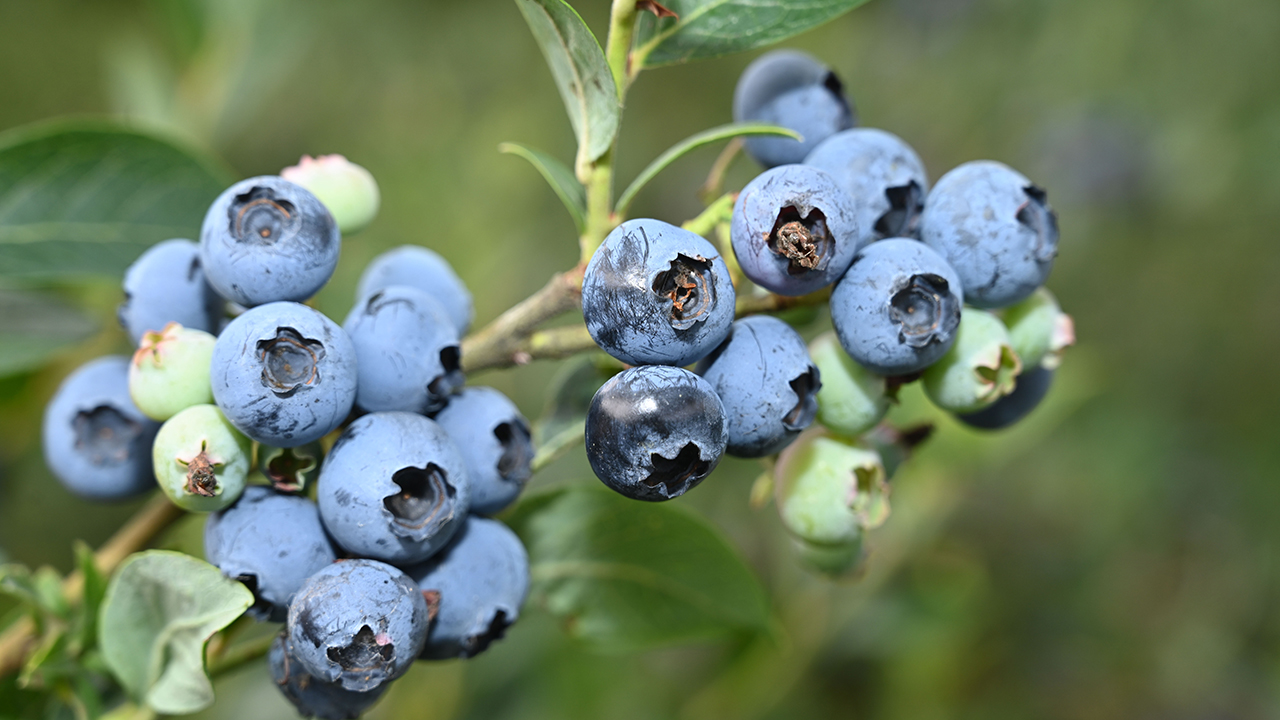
[0,289,98,378]
[499,142,587,232]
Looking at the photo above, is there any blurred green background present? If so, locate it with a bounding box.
[2,0,1278,717]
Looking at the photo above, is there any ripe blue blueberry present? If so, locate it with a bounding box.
[695,316,821,458]
[211,302,357,447]
[199,176,340,307]
[920,160,1059,308]
[829,238,963,376]
[733,50,855,168]
[432,387,532,515]
[804,128,929,244]
[731,164,861,296]
[42,356,159,501]
[285,559,430,692]
[957,364,1055,430]
[118,239,223,345]
[355,246,473,336]
[582,219,735,367]
[268,632,387,720]
[317,412,470,565]
[204,486,336,621]
[405,516,529,660]
[585,366,727,502]
[343,286,463,415]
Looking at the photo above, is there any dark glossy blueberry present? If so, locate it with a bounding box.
[920,160,1058,308]
[585,366,727,502]
[957,365,1055,430]
[203,486,336,621]
[268,632,387,720]
[432,387,532,515]
[733,50,855,168]
[830,238,963,376]
[42,356,160,501]
[804,128,929,245]
[286,559,429,692]
[696,316,820,458]
[200,176,340,307]
[404,516,529,660]
[343,286,463,415]
[317,412,470,564]
[731,164,861,296]
[582,219,735,367]
[211,302,357,447]
[118,239,223,345]
[354,246,473,336]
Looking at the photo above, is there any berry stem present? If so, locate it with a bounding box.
[207,632,276,680]
[681,192,736,239]
[460,266,585,372]
[736,287,833,317]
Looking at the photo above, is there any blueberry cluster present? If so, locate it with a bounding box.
[41,157,531,718]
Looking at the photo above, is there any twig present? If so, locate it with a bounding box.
[735,287,832,316]
[460,266,585,373]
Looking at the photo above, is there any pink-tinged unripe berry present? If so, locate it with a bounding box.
[1002,287,1075,371]
[129,322,216,421]
[282,154,380,235]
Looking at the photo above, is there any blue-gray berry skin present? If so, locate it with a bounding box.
[432,387,532,516]
[203,486,336,622]
[355,246,473,336]
[830,238,964,376]
[211,302,357,447]
[731,164,861,296]
[405,516,529,660]
[343,286,463,415]
[42,356,160,501]
[118,239,223,345]
[920,160,1058,308]
[804,128,929,245]
[582,219,735,367]
[957,365,1054,430]
[733,50,855,168]
[585,366,727,502]
[199,176,340,307]
[286,559,429,692]
[696,316,821,458]
[317,412,470,564]
[268,632,387,720]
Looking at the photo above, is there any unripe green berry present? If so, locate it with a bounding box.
[281,154,380,235]
[809,331,890,437]
[794,536,866,577]
[774,429,889,546]
[1002,288,1075,370]
[153,404,251,512]
[129,322,215,421]
[258,441,323,493]
[922,308,1021,413]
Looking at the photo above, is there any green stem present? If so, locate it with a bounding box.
[681,193,736,238]
[604,0,638,96]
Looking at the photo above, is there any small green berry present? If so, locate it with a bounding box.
[281,154,380,235]
[921,308,1021,413]
[129,322,215,421]
[774,429,890,546]
[809,331,890,437]
[1002,288,1075,370]
[258,442,323,493]
[794,536,866,577]
[153,404,251,512]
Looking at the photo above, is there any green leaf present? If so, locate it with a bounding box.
[499,142,586,233]
[507,486,771,652]
[615,122,800,216]
[0,564,69,619]
[515,0,620,173]
[73,542,107,652]
[99,550,252,715]
[0,119,232,280]
[633,0,870,68]
[534,355,619,449]
[0,289,98,378]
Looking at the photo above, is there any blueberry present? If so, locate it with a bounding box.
[199,176,340,307]
[118,239,223,345]
[581,219,736,367]
[42,356,159,501]
[343,286,463,415]
[804,128,929,244]
[204,486,336,621]
[211,302,357,447]
[286,559,430,692]
[355,246,473,336]
[957,365,1055,431]
[268,632,387,720]
[152,404,252,512]
[774,428,889,546]
[432,387,532,515]
[317,412,470,565]
[730,164,861,296]
[828,238,962,376]
[695,315,820,458]
[920,160,1059,308]
[808,331,890,437]
[128,323,216,421]
[281,155,381,236]
[921,308,1021,413]
[1002,287,1075,371]
[259,441,324,494]
[404,516,529,660]
[585,366,727,502]
[733,50,855,168]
